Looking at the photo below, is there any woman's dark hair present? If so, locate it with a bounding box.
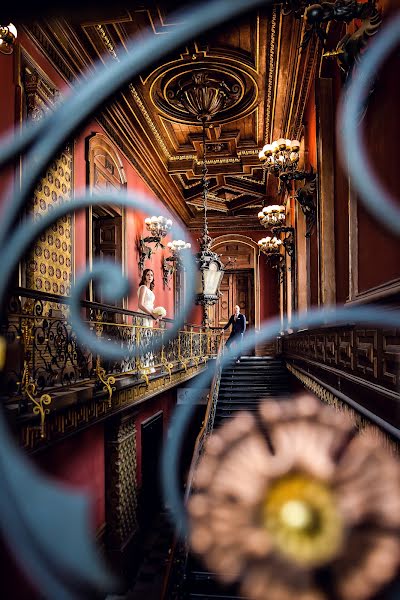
[139,268,155,290]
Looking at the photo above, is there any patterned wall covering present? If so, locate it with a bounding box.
[26,148,73,296]
[105,414,138,554]
[21,55,73,297]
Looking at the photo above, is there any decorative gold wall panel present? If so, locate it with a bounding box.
[20,53,73,298]
[26,149,73,296]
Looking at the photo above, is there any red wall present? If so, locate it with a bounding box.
[34,424,106,529]
[0,53,16,210]
[0,424,105,600]
[73,121,177,319]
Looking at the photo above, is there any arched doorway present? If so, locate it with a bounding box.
[210,236,261,330]
[86,133,127,306]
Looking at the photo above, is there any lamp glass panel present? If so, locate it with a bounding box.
[203,262,221,296]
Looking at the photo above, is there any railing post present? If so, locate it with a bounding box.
[94,310,115,407]
[18,299,52,438]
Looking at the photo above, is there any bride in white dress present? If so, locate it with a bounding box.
[137,269,159,372]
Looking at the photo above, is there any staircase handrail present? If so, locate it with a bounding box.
[161,334,224,600]
[184,332,224,501]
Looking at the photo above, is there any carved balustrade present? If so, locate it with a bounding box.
[282,324,400,431]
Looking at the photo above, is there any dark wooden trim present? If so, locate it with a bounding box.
[346,278,400,306]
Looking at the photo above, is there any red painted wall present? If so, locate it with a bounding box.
[34,424,106,530]
[73,121,177,319]
[0,424,105,600]
[0,53,16,210]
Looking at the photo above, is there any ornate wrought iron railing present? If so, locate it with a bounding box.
[1,287,221,417]
[161,333,225,600]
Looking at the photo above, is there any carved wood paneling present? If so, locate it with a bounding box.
[325,332,337,366]
[283,326,399,393]
[338,330,354,371]
[382,329,400,387]
[284,326,400,431]
[354,329,378,379]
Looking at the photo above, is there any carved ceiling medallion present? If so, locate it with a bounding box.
[150,62,258,125]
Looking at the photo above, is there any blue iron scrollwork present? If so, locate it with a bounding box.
[0,2,399,599]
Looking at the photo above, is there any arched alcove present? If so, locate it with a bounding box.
[211,235,261,329]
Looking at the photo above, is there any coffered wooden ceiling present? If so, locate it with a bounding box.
[23,3,318,231]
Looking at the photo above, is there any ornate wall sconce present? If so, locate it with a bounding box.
[257,205,295,258]
[162,239,191,289]
[271,226,296,260]
[258,138,317,238]
[281,169,317,238]
[258,236,282,259]
[138,215,173,273]
[282,1,381,80]
[258,204,286,228]
[258,139,300,183]
[300,1,381,80]
[0,23,17,55]
[258,236,285,280]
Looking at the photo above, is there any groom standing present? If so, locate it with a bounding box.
[223,304,246,361]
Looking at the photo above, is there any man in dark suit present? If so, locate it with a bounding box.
[223,304,246,362]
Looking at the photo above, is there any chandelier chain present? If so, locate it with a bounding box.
[202,120,209,240]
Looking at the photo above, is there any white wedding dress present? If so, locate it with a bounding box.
[137,284,156,372]
[138,285,155,327]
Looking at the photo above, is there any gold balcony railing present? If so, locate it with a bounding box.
[1,288,222,423]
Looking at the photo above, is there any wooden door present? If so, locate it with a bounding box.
[212,270,254,329]
[93,215,122,305]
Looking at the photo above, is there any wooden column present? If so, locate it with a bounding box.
[316,78,336,305]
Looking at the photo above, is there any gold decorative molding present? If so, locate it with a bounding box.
[19,363,207,453]
[264,5,279,145]
[129,84,171,159]
[237,171,266,185]
[96,362,116,407]
[170,154,197,162]
[195,157,241,165]
[95,24,171,160]
[95,24,119,60]
[25,382,52,439]
[237,149,260,156]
